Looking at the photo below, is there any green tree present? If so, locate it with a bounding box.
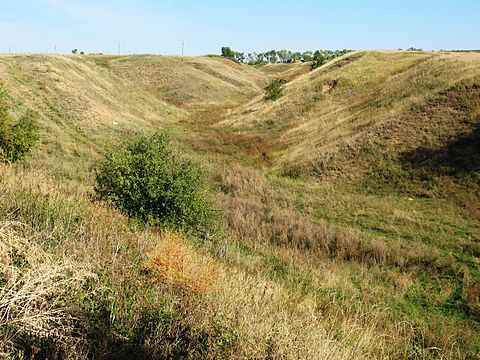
[94,131,216,235]
[265,50,277,63]
[292,52,302,62]
[302,51,313,62]
[311,50,326,70]
[221,47,234,58]
[233,51,245,63]
[71,49,78,54]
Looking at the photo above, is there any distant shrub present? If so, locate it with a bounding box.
[94,131,216,235]
[0,89,38,163]
[264,78,287,101]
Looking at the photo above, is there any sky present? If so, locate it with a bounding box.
[0,0,479,55]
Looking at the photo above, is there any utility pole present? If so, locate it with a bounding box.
[182,40,184,58]
[118,41,121,55]
[54,44,57,54]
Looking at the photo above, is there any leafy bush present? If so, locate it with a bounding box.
[0,89,38,163]
[264,78,287,101]
[94,131,216,235]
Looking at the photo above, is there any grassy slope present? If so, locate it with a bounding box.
[106,55,266,107]
[0,54,186,184]
[0,52,479,358]
[0,54,266,181]
[223,51,480,176]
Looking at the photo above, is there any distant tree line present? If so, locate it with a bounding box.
[220,47,352,65]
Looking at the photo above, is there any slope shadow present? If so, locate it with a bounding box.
[400,124,480,177]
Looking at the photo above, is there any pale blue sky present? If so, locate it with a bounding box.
[1,0,479,55]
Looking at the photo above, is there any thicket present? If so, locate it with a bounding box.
[94,131,216,235]
[0,88,38,163]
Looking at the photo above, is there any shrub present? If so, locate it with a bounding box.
[94,131,216,235]
[264,78,287,101]
[0,89,38,163]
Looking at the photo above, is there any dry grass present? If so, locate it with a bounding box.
[211,162,477,358]
[0,54,186,183]
[144,231,219,293]
[0,221,97,358]
[199,267,389,359]
[106,55,266,108]
[0,165,402,359]
[215,164,440,269]
[0,165,434,359]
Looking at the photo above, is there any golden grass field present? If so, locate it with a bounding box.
[0,51,479,358]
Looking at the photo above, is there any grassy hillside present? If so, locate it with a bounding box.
[0,54,266,181]
[223,51,480,179]
[0,52,479,359]
[104,55,267,107]
[0,54,185,184]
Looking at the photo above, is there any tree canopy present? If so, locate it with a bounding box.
[220,47,352,65]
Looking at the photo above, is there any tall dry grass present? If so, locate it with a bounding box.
[0,221,97,358]
[215,164,441,269]
[211,163,467,358]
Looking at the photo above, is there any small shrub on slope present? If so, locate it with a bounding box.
[0,88,38,163]
[264,78,287,101]
[94,131,216,235]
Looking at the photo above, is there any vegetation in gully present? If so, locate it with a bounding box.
[0,48,479,359]
[0,88,38,163]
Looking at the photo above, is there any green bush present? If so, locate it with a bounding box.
[94,131,216,235]
[0,89,38,163]
[264,78,287,101]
